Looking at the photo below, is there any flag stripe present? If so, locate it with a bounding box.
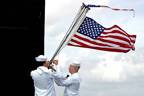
[73,34,112,47]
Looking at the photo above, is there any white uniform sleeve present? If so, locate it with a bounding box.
[55,77,79,87]
[51,65,69,86]
[30,70,35,79]
[51,64,66,78]
[30,69,41,80]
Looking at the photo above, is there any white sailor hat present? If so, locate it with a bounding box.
[70,61,80,67]
[35,55,48,62]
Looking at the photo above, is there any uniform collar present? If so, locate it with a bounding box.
[71,72,79,76]
[37,66,51,73]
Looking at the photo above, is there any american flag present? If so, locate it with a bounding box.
[67,17,136,53]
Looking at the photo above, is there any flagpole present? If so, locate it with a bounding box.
[48,3,90,70]
[55,3,86,51]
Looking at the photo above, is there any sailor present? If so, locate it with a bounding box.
[54,61,81,96]
[30,55,57,96]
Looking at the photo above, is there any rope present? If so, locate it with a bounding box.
[87,4,135,17]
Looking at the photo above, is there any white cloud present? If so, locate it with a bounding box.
[91,62,125,81]
[84,49,144,82]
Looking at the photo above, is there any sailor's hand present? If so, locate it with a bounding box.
[48,64,56,71]
[53,60,58,65]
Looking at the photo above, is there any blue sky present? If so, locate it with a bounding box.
[45,0,144,96]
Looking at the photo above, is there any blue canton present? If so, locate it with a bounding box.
[77,17,105,39]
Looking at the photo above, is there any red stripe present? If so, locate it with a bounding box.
[68,42,130,53]
[73,34,111,47]
[70,39,93,47]
[129,35,136,43]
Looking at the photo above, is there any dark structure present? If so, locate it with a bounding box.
[0,0,45,95]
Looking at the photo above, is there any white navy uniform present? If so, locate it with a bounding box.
[54,72,81,96]
[31,66,56,96]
